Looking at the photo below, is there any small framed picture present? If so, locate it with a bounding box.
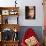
[25,6,36,19]
[2,10,9,15]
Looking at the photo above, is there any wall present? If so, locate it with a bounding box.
[0,0,44,45]
[0,0,43,26]
[18,26,43,44]
[18,0,43,26]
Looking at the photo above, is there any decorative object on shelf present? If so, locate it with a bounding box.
[13,27,18,41]
[1,28,13,41]
[2,10,9,15]
[1,27,19,41]
[25,6,36,19]
[15,0,17,7]
[14,28,17,32]
[9,9,18,15]
[13,32,18,41]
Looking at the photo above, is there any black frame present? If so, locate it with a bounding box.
[25,6,36,19]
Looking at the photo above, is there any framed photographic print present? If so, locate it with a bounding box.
[25,6,36,19]
[2,10,9,15]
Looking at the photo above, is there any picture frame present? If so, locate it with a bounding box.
[2,10,9,15]
[25,6,36,19]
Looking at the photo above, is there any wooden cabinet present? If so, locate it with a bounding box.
[0,7,20,46]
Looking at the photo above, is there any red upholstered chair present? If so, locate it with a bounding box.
[21,28,41,46]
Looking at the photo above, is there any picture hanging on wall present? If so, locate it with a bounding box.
[25,6,36,19]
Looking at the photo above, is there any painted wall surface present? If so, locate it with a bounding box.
[0,0,43,26]
[18,26,43,43]
[18,0,43,26]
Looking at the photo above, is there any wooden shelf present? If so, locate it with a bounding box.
[0,7,19,24]
[0,7,20,46]
[2,40,19,42]
[0,40,19,46]
[0,24,20,32]
[0,7,19,10]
